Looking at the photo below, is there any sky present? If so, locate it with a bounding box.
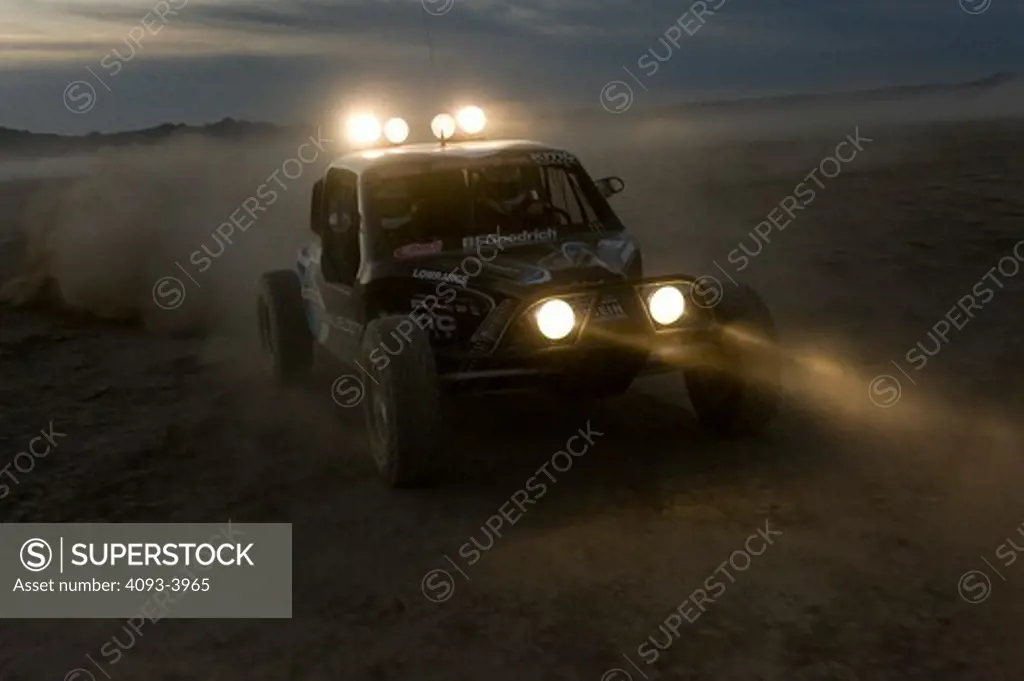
[0,0,1021,134]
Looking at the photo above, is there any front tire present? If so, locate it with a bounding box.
[361,316,442,487]
[685,283,781,436]
[257,270,313,385]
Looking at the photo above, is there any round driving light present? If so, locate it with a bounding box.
[346,114,381,147]
[535,299,576,340]
[431,113,457,140]
[383,117,409,144]
[648,285,686,325]
[456,106,487,134]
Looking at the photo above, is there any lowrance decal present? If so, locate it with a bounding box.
[413,268,469,288]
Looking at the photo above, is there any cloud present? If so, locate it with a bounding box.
[5,0,748,64]
[1,0,1021,133]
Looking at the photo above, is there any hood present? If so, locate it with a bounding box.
[381,232,640,294]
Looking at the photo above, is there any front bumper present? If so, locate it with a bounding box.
[438,276,723,387]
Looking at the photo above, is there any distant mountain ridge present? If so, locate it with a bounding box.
[673,71,1020,112]
[0,118,304,155]
[1,73,1018,153]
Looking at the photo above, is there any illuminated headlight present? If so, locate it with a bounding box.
[345,113,381,147]
[456,105,487,134]
[383,117,409,144]
[647,285,686,325]
[431,113,457,141]
[535,299,576,340]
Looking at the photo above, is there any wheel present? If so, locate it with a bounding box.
[361,315,442,487]
[684,283,781,436]
[257,270,313,385]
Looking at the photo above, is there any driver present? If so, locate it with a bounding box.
[473,164,552,229]
[477,166,531,213]
[375,180,414,231]
[375,170,471,253]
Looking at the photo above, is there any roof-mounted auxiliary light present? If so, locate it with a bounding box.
[383,117,410,144]
[431,113,457,146]
[344,113,381,148]
[455,105,487,135]
[432,105,488,147]
[343,113,411,148]
[339,105,489,149]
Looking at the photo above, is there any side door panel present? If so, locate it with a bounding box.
[311,169,364,361]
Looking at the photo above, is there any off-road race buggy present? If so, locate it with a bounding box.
[257,136,781,487]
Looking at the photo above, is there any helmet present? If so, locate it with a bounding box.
[478,165,532,213]
[375,180,414,230]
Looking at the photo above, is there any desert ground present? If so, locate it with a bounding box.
[1,107,1024,680]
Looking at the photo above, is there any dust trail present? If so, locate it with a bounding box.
[0,135,329,334]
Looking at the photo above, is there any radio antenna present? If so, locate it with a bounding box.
[420,4,439,91]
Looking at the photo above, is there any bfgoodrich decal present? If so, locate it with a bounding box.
[462,227,558,250]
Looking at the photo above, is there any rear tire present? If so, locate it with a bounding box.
[685,283,780,436]
[361,316,442,488]
[257,270,313,385]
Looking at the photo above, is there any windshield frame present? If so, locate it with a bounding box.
[361,150,625,262]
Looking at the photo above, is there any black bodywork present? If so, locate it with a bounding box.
[299,145,720,393]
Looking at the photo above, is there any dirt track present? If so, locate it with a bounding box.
[1,118,1024,680]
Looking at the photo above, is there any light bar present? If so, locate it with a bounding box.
[339,106,490,148]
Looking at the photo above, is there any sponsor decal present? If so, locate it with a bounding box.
[413,268,469,288]
[594,295,627,320]
[465,298,517,360]
[529,151,579,166]
[301,285,324,309]
[394,240,443,259]
[411,294,458,339]
[537,241,611,271]
[325,315,363,336]
[562,242,600,267]
[620,240,636,265]
[302,286,363,337]
[462,226,558,251]
[521,267,552,285]
[482,261,524,277]
[598,237,637,267]
[451,301,484,316]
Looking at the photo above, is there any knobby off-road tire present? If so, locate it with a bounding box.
[257,270,313,385]
[685,283,781,436]
[361,315,442,488]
